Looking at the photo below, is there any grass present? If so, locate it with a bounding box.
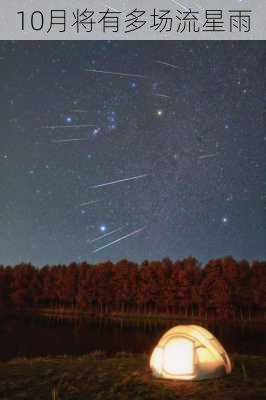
[0,353,266,400]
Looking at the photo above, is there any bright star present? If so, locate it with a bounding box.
[157,109,163,117]
[93,127,101,136]
[100,225,107,232]
[65,116,72,124]
[222,216,228,224]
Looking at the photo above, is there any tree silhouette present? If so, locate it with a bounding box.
[0,257,264,320]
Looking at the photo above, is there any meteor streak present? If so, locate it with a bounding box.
[52,138,91,143]
[80,200,101,207]
[91,174,148,188]
[93,227,145,253]
[198,153,219,160]
[85,69,147,80]
[43,124,95,130]
[88,227,124,243]
[154,93,171,99]
[71,109,89,114]
[155,60,179,69]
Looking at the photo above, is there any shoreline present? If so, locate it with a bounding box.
[19,308,266,325]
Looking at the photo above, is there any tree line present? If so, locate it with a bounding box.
[0,256,265,320]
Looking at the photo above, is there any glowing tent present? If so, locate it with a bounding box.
[150,325,232,381]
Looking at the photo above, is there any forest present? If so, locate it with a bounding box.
[0,256,265,320]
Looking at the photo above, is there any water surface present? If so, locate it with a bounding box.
[0,315,265,361]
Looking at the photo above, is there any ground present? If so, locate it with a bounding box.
[0,353,265,400]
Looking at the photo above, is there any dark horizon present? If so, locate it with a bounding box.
[1,254,266,269]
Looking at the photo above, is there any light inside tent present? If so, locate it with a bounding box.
[150,347,163,374]
[163,338,193,375]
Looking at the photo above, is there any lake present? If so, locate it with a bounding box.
[0,315,265,361]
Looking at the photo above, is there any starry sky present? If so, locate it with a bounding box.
[0,41,265,266]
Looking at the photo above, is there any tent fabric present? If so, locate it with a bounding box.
[150,324,232,381]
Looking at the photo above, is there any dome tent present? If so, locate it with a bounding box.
[150,325,232,381]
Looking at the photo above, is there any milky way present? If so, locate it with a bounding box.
[0,41,265,266]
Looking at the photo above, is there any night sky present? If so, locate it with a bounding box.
[0,41,265,266]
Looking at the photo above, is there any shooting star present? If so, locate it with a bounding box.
[93,227,145,253]
[85,69,147,80]
[198,153,219,160]
[71,109,89,114]
[91,174,148,189]
[52,138,91,144]
[42,124,95,130]
[80,200,101,207]
[88,227,124,243]
[155,60,179,70]
[153,93,171,99]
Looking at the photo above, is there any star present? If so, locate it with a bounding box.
[222,216,229,224]
[100,225,107,232]
[93,127,101,136]
[129,81,137,89]
[65,116,72,124]
[156,109,163,117]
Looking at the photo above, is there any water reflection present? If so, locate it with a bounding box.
[0,315,265,361]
